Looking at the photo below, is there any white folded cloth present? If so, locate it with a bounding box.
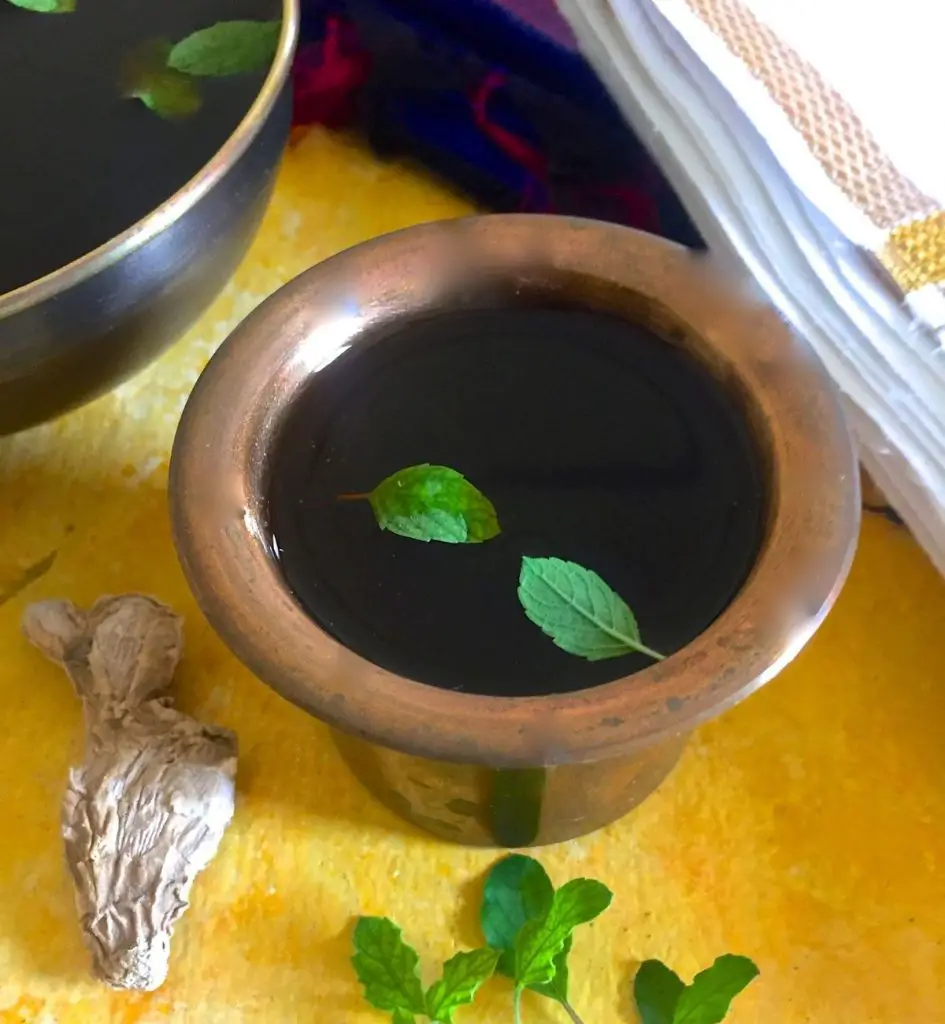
[557,0,945,571]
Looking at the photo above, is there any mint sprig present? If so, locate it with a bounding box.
[635,955,759,1024]
[122,40,202,120]
[6,7,278,115]
[480,855,611,1024]
[518,555,664,663]
[354,859,758,1023]
[340,464,501,544]
[352,916,499,1024]
[481,855,554,978]
[512,879,611,1022]
[124,19,279,119]
[481,856,575,1006]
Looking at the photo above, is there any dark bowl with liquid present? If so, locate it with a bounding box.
[169,216,860,846]
[0,0,298,434]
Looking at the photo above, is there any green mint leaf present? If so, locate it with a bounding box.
[351,917,427,1020]
[7,0,74,12]
[518,556,664,662]
[425,948,500,1023]
[480,856,571,1005]
[122,40,202,119]
[127,71,202,118]
[167,19,281,77]
[634,960,685,1024]
[673,955,760,1024]
[514,878,613,990]
[367,464,500,544]
[481,855,555,977]
[530,936,572,1003]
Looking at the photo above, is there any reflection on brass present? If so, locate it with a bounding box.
[333,731,686,846]
[169,217,860,846]
[489,769,546,848]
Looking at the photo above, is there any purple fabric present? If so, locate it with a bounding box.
[492,0,577,48]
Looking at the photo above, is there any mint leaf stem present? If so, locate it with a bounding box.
[561,1000,586,1024]
[623,639,664,661]
[336,492,370,501]
[512,987,584,1024]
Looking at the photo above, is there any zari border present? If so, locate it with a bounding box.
[682,0,939,231]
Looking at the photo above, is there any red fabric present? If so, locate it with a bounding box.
[292,16,371,129]
[471,70,550,211]
[469,70,660,230]
[288,15,666,235]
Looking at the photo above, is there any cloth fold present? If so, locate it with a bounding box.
[557,0,945,572]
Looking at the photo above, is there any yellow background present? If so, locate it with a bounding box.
[1,129,943,1023]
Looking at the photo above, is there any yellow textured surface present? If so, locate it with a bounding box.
[2,128,944,1024]
[882,210,945,293]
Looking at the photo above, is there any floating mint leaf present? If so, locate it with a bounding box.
[514,878,613,991]
[672,955,759,1024]
[7,0,75,12]
[126,71,202,118]
[122,40,202,119]
[425,948,500,1023]
[481,855,555,978]
[352,917,427,1022]
[517,556,664,663]
[167,19,280,77]
[634,960,685,1024]
[359,464,500,544]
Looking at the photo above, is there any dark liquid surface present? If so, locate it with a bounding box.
[0,0,276,295]
[268,308,765,697]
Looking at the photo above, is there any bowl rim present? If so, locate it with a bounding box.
[170,215,861,768]
[0,0,300,317]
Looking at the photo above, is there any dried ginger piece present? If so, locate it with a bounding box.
[23,595,237,991]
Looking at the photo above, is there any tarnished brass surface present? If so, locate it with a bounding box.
[0,0,299,433]
[170,216,860,845]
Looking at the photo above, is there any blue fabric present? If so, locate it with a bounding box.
[297,0,703,246]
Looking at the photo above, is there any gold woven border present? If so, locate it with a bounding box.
[682,0,938,230]
[881,212,945,293]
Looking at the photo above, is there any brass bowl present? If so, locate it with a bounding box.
[169,216,860,847]
[0,0,299,435]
